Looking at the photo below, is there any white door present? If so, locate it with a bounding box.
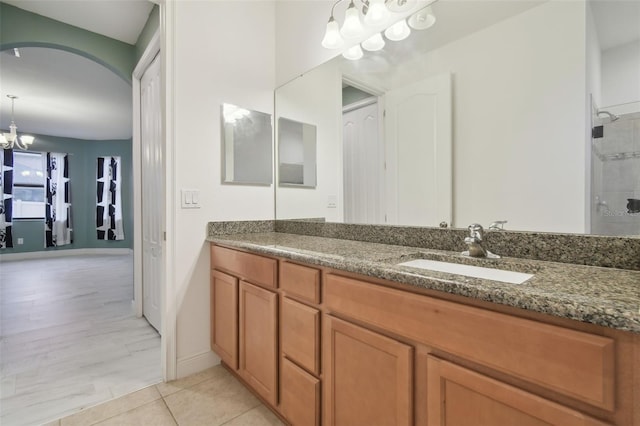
[384,73,452,227]
[141,53,163,332]
[343,100,385,224]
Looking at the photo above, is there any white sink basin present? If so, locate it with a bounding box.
[397,259,534,285]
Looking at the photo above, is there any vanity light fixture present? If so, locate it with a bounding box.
[0,95,35,151]
[324,0,438,60]
[384,18,411,41]
[341,0,365,39]
[343,44,364,60]
[364,0,390,26]
[386,0,417,13]
[362,32,386,51]
[408,5,436,29]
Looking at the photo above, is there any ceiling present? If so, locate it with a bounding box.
[0,0,153,141]
[590,0,640,50]
[2,0,154,44]
[1,47,133,140]
[1,0,638,142]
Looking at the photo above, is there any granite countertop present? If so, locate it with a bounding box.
[207,232,640,334]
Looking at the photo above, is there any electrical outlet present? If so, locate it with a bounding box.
[17,238,24,245]
[327,195,337,209]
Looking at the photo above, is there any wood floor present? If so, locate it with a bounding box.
[0,254,161,426]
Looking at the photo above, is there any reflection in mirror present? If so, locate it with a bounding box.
[275,0,640,235]
[278,118,317,188]
[221,103,273,185]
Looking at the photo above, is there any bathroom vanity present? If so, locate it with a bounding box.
[207,226,640,426]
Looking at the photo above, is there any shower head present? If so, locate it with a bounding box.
[597,110,620,122]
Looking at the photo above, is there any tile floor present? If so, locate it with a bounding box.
[46,365,284,426]
[0,255,162,425]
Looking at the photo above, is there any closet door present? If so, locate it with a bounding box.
[141,53,163,332]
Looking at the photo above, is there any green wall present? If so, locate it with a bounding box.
[342,85,374,107]
[135,4,159,63]
[5,134,133,254]
[0,2,136,81]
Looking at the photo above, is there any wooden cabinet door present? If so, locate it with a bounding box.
[281,357,320,426]
[239,281,278,405]
[324,315,413,426]
[427,356,611,426]
[210,270,238,369]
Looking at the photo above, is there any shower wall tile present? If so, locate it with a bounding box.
[601,119,634,154]
[602,158,640,192]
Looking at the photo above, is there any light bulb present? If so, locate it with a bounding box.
[364,0,390,26]
[408,6,436,30]
[322,17,344,49]
[384,19,411,41]
[341,1,364,39]
[342,44,364,60]
[362,33,385,52]
[21,135,35,146]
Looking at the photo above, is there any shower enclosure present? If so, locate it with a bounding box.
[591,105,640,235]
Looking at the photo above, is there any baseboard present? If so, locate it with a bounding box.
[176,350,221,379]
[0,248,133,262]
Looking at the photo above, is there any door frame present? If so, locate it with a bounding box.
[132,7,177,381]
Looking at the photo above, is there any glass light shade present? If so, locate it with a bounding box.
[20,135,35,146]
[321,18,344,49]
[408,6,436,30]
[342,44,364,60]
[0,134,7,147]
[364,0,390,26]
[341,3,364,39]
[362,33,385,51]
[384,19,411,41]
[387,0,417,13]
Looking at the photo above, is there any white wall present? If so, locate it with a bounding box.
[586,1,602,109]
[601,40,640,109]
[405,1,587,233]
[275,0,336,87]
[169,0,276,377]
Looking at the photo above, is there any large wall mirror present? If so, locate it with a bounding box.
[274,0,640,235]
[221,103,273,185]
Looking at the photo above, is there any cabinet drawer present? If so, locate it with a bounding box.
[325,273,615,410]
[280,261,321,304]
[281,297,320,375]
[281,357,320,426]
[211,245,277,289]
[427,356,611,426]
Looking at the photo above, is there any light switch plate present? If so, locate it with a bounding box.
[181,189,201,209]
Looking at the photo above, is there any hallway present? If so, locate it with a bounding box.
[0,254,161,426]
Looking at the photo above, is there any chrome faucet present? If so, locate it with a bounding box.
[462,223,500,259]
[488,220,507,231]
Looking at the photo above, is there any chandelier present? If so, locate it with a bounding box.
[322,0,436,60]
[1,95,35,150]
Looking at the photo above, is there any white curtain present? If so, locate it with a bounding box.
[45,152,72,247]
[96,156,124,240]
[0,149,14,249]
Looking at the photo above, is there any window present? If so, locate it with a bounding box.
[13,152,45,219]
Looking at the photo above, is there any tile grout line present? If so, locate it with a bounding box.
[160,395,180,425]
[88,399,163,426]
[217,406,257,426]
